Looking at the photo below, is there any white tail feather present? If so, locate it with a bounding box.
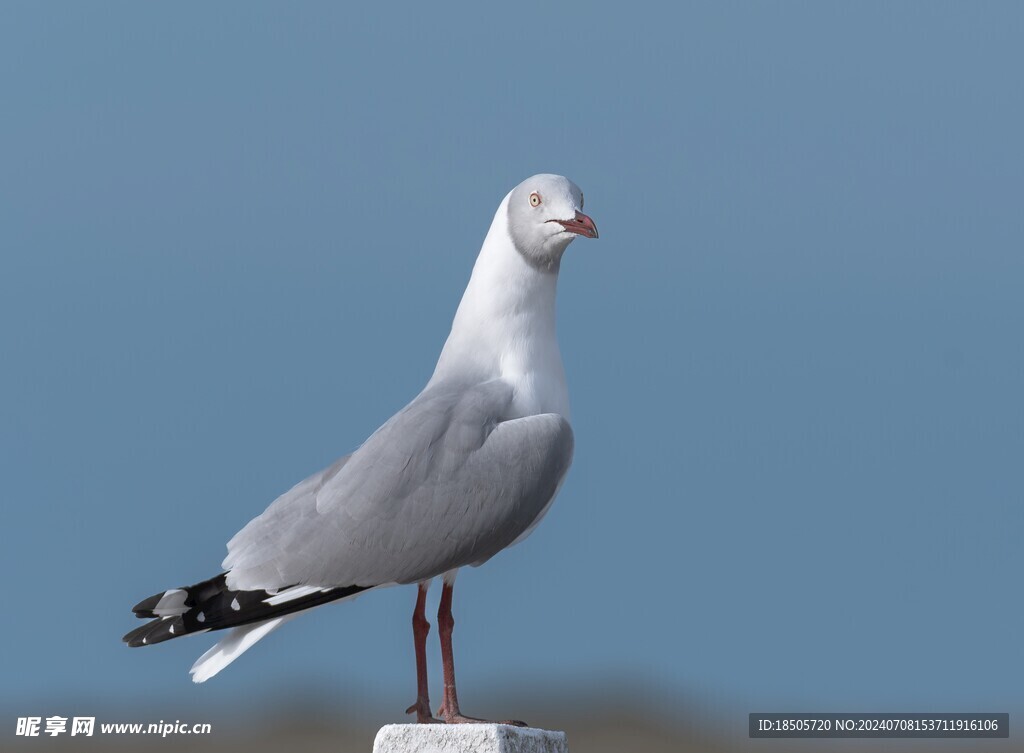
[189,615,295,683]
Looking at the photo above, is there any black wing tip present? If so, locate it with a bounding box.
[131,592,165,619]
[123,617,185,647]
[129,575,228,619]
[125,575,373,647]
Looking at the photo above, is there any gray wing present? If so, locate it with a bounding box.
[223,379,574,591]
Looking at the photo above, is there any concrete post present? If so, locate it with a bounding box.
[373,724,568,753]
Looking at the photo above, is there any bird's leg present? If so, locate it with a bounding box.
[436,580,527,727]
[405,582,441,723]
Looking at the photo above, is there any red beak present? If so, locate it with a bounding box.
[551,210,599,239]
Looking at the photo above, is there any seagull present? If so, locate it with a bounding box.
[124,174,598,725]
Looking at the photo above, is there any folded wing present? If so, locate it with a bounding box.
[224,379,574,591]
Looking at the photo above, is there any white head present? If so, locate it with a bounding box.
[505,174,598,271]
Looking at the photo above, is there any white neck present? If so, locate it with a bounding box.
[429,194,569,418]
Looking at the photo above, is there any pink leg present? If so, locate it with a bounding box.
[436,580,526,727]
[405,582,441,723]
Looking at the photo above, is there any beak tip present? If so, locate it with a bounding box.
[550,211,599,239]
[576,210,598,239]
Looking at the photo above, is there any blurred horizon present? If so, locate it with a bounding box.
[5,683,1022,753]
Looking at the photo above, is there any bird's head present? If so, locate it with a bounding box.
[506,174,598,271]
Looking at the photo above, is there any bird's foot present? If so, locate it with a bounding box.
[405,697,443,724]
[437,704,527,727]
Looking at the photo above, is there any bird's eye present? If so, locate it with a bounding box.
[580,192,584,209]
[529,192,542,207]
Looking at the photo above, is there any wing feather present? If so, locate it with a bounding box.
[224,380,573,591]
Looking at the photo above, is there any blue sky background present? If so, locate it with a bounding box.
[2,0,1022,728]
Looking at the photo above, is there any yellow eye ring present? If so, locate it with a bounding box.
[529,192,541,207]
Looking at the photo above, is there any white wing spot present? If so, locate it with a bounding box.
[197,611,206,623]
[152,588,189,617]
[230,597,241,611]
